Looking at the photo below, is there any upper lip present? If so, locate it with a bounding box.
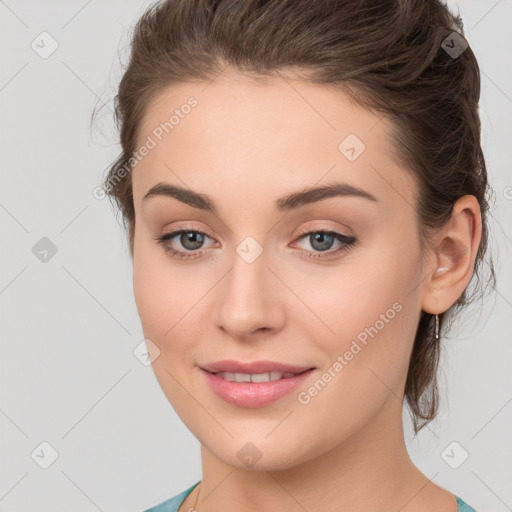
[201,360,315,374]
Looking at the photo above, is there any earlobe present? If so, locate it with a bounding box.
[421,195,482,314]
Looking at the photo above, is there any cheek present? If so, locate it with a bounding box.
[132,225,174,319]
[133,234,180,339]
[291,228,422,375]
[132,246,201,412]
[132,253,167,337]
[132,237,213,354]
[302,243,416,324]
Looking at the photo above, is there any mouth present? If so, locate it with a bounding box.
[204,369,311,383]
[199,362,317,408]
[200,359,315,375]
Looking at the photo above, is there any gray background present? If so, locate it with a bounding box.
[1,1,511,511]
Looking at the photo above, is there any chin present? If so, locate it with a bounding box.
[203,435,317,472]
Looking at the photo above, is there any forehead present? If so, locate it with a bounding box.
[137,68,388,149]
[132,69,415,213]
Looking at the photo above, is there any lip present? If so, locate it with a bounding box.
[200,364,316,408]
[200,360,314,374]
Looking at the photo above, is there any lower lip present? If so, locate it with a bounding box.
[201,368,316,408]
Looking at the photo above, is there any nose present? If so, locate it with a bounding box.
[212,247,286,340]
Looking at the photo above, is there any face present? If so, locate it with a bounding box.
[131,68,428,470]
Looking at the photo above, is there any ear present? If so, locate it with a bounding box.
[421,195,482,314]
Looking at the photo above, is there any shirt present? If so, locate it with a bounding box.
[141,481,479,511]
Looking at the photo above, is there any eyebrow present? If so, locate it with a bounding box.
[142,181,379,213]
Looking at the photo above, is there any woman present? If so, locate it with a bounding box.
[101,0,495,510]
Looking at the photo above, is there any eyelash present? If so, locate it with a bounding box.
[153,227,357,261]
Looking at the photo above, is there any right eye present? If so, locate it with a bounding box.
[153,229,215,260]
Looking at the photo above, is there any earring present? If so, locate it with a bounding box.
[434,314,440,340]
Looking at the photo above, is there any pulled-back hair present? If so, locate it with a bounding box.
[100,0,495,434]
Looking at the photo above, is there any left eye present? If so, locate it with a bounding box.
[292,230,356,259]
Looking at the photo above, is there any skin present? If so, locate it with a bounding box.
[131,67,481,512]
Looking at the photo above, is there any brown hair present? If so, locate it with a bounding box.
[99,0,496,434]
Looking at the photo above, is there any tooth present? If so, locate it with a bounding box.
[250,373,271,382]
[234,373,252,382]
[215,371,294,382]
